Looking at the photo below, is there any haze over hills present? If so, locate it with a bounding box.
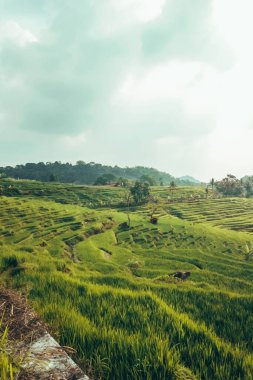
[0,161,200,186]
[179,176,201,184]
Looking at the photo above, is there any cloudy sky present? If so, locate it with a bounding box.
[0,0,253,181]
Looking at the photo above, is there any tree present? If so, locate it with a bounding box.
[94,173,116,185]
[0,172,7,179]
[205,187,209,199]
[169,181,176,198]
[244,181,253,198]
[149,195,159,224]
[124,189,132,228]
[130,181,150,204]
[76,160,85,166]
[169,181,176,189]
[139,175,156,186]
[210,178,215,191]
[215,174,243,197]
[49,173,57,182]
[117,177,129,187]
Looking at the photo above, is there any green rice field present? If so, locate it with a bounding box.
[1,179,253,379]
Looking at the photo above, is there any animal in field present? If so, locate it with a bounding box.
[171,271,191,280]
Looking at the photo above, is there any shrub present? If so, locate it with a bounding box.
[20,247,34,253]
[2,256,18,270]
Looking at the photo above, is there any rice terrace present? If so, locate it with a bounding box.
[1,174,253,379]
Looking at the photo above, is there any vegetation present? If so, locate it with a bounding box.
[139,175,156,186]
[94,173,117,186]
[0,161,198,186]
[1,179,253,378]
[130,181,150,205]
[215,174,244,196]
[241,176,253,198]
[0,326,19,380]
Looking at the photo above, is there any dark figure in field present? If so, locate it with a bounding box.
[172,271,191,280]
[150,217,158,224]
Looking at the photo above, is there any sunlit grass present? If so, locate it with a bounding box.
[1,180,253,379]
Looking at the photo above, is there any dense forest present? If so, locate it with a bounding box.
[0,161,198,186]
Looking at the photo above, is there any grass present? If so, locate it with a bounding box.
[0,326,18,380]
[166,197,253,232]
[1,179,253,378]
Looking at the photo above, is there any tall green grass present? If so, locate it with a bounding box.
[1,181,253,379]
[0,325,18,380]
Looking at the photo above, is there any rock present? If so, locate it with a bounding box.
[21,333,89,380]
[0,288,89,380]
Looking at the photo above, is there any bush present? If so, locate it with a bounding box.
[119,222,129,230]
[127,260,143,272]
[2,256,18,270]
[20,246,34,253]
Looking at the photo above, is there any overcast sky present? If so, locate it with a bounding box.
[1,0,253,181]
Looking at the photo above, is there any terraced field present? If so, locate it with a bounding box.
[167,198,253,232]
[1,180,253,379]
[0,178,126,208]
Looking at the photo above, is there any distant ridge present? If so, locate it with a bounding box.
[179,176,200,184]
[0,161,199,186]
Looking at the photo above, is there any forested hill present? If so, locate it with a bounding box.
[0,161,198,185]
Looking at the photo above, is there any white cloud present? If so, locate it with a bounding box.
[134,0,166,22]
[213,0,253,59]
[155,135,179,146]
[115,60,218,115]
[112,0,253,181]
[61,132,88,150]
[2,0,253,181]
[110,0,165,23]
[90,0,165,38]
[0,21,38,46]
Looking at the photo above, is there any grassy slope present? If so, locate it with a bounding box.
[0,180,253,379]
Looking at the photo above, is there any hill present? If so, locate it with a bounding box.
[179,175,201,184]
[0,179,253,379]
[0,161,198,186]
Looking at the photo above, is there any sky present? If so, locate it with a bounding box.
[0,0,253,181]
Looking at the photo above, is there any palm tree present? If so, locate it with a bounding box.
[169,181,176,199]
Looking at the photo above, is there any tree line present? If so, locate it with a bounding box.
[209,174,253,197]
[0,161,195,186]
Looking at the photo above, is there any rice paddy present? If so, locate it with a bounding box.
[1,179,253,379]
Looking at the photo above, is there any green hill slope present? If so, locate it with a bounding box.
[0,180,253,379]
[0,162,196,185]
